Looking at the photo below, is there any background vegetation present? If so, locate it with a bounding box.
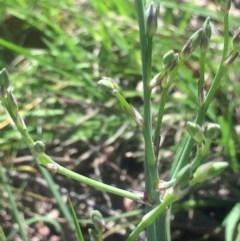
[0,0,240,240]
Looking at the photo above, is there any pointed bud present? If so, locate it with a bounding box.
[145,2,159,37]
[202,17,212,39]
[31,141,45,157]
[181,29,204,60]
[98,77,118,93]
[203,122,221,140]
[223,49,239,67]
[191,28,205,51]
[7,91,18,117]
[186,121,203,144]
[233,28,240,50]
[149,71,167,88]
[91,210,105,233]
[192,161,228,185]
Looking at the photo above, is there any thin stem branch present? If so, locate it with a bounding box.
[171,13,229,179]
[191,141,211,170]
[2,98,76,231]
[153,60,183,147]
[2,95,143,203]
[56,162,142,201]
[198,52,206,106]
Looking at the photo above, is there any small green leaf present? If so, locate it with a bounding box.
[68,196,85,241]
[222,203,240,241]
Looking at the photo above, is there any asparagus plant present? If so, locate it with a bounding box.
[0,0,237,240]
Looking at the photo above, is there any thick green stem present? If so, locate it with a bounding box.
[153,60,184,241]
[135,1,161,240]
[143,36,159,195]
[135,0,159,197]
[126,192,175,241]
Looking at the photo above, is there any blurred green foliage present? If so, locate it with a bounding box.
[0,0,239,176]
